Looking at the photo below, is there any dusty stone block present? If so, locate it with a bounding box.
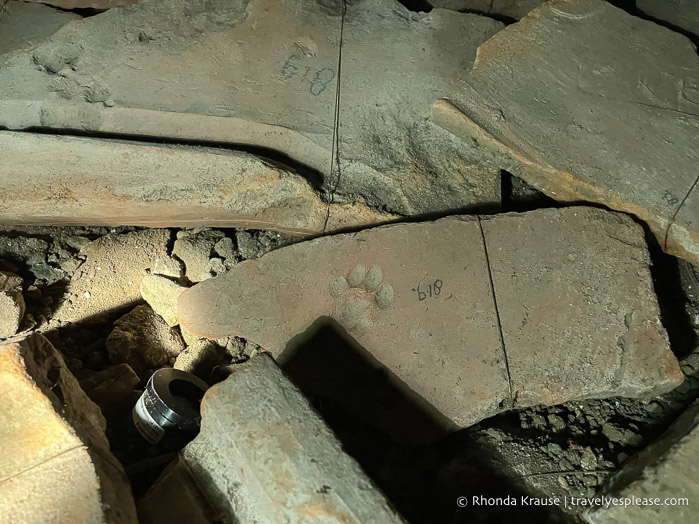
[107,304,185,377]
[0,270,25,338]
[153,256,184,280]
[54,228,169,323]
[0,1,79,57]
[140,274,186,326]
[181,353,404,523]
[0,132,393,234]
[585,400,699,524]
[0,334,137,523]
[434,0,699,266]
[179,208,682,428]
[173,229,224,283]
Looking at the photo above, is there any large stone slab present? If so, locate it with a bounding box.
[585,400,699,524]
[179,207,683,427]
[0,334,136,523]
[24,0,138,9]
[429,0,546,20]
[181,353,404,523]
[0,131,391,233]
[0,0,504,216]
[432,0,699,265]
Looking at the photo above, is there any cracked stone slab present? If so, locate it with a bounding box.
[0,131,393,233]
[182,353,404,523]
[0,334,137,523]
[638,0,699,37]
[429,0,546,20]
[0,0,504,216]
[432,0,699,266]
[179,207,682,428]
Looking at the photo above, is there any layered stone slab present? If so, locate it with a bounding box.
[638,0,699,37]
[432,0,699,265]
[179,207,683,427]
[181,353,404,523]
[0,334,136,523]
[0,131,391,233]
[0,0,504,216]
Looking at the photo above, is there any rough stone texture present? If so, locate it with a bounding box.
[174,339,226,381]
[0,0,504,217]
[173,229,224,282]
[24,0,138,9]
[430,0,545,20]
[0,334,137,523]
[75,363,140,416]
[433,0,699,266]
[140,274,186,326]
[0,131,392,234]
[0,270,25,338]
[585,400,699,524]
[0,1,79,57]
[638,0,699,37]
[182,353,404,523]
[153,256,184,279]
[138,458,220,524]
[179,207,683,428]
[53,228,169,324]
[106,304,186,377]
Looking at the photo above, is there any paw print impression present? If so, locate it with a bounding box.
[329,264,394,335]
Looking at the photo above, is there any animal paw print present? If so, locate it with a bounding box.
[329,264,394,335]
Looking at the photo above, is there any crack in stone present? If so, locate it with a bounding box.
[476,216,515,409]
[663,172,699,250]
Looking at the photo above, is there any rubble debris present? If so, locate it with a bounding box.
[429,0,545,20]
[0,132,393,234]
[54,228,169,324]
[180,353,404,523]
[235,229,296,260]
[0,0,504,216]
[0,334,137,523]
[638,0,699,37]
[0,1,79,57]
[173,229,225,283]
[107,304,186,378]
[0,270,25,338]
[174,338,226,379]
[152,256,184,280]
[75,363,140,416]
[585,400,699,524]
[432,0,699,266]
[140,274,186,327]
[180,207,683,427]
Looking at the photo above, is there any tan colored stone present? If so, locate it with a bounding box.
[0,131,393,234]
[0,0,504,217]
[53,229,169,324]
[0,1,79,57]
[432,0,699,266]
[179,207,682,427]
[0,334,136,523]
[140,274,186,326]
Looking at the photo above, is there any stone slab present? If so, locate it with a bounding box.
[182,353,404,523]
[480,206,683,405]
[0,1,79,57]
[0,0,504,216]
[433,0,699,266]
[179,207,683,427]
[180,215,510,427]
[0,131,392,233]
[0,333,137,523]
[638,0,699,37]
[585,400,699,524]
[24,0,138,9]
[429,0,546,20]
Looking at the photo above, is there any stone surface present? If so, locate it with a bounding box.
[0,0,504,217]
[24,0,138,9]
[75,363,140,416]
[0,334,137,523]
[433,0,699,266]
[585,400,699,524]
[430,0,545,20]
[0,1,79,57]
[638,0,699,37]
[107,304,186,377]
[140,274,186,326]
[179,207,683,428]
[173,229,224,282]
[0,270,24,338]
[54,228,170,324]
[174,339,226,381]
[153,256,184,279]
[181,353,404,523]
[0,131,392,234]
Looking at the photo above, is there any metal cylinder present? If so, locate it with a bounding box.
[132,368,210,445]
